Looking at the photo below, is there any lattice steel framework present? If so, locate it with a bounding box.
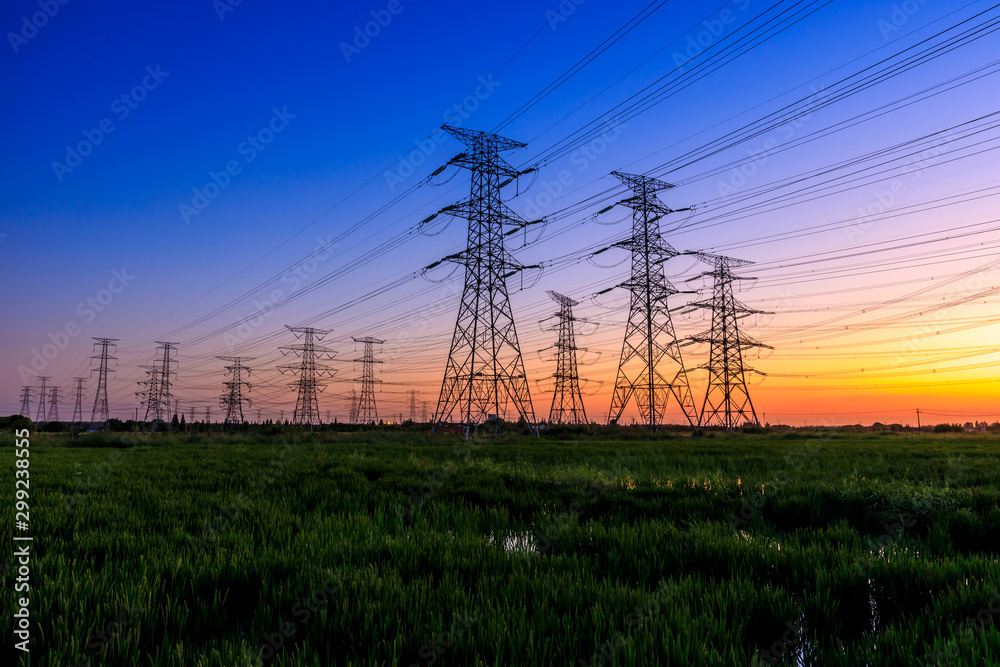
[542,291,590,426]
[352,337,384,424]
[604,171,696,431]
[71,377,86,428]
[18,385,33,418]
[431,125,537,433]
[48,385,61,422]
[218,356,254,426]
[409,390,417,422]
[35,376,50,423]
[686,252,771,431]
[348,389,359,425]
[278,326,336,427]
[139,342,177,421]
[90,337,118,428]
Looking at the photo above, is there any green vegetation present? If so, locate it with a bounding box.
[3,429,999,665]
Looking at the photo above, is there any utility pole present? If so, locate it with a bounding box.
[278,326,336,429]
[541,291,591,425]
[686,252,770,431]
[90,337,118,429]
[600,171,696,431]
[218,356,254,427]
[353,336,384,424]
[35,376,51,423]
[48,385,61,422]
[916,408,921,429]
[18,386,33,419]
[428,125,538,435]
[71,377,86,429]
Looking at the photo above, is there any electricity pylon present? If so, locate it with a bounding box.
[408,390,417,422]
[71,378,86,429]
[137,365,161,421]
[541,291,590,426]
[218,356,254,426]
[429,125,538,434]
[48,386,61,422]
[90,337,118,428]
[352,337,384,424]
[35,376,50,423]
[601,171,696,431]
[18,386,33,419]
[422,400,429,423]
[278,326,336,428]
[348,389,359,424]
[686,252,771,431]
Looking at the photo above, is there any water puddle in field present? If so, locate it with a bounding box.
[487,530,537,554]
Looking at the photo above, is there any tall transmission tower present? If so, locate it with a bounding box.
[137,365,162,421]
[48,386,61,422]
[408,390,417,422]
[188,406,196,424]
[278,326,336,428]
[686,252,771,431]
[205,406,212,423]
[541,291,590,426]
[602,171,696,431]
[35,376,51,423]
[156,342,178,421]
[352,337,384,424]
[218,356,255,426]
[90,337,118,428]
[422,400,429,423]
[71,378,86,428]
[429,125,538,433]
[18,386,33,418]
[348,389,359,424]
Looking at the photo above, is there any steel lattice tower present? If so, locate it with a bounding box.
[431,125,537,433]
[137,365,161,421]
[157,342,178,421]
[409,390,417,422]
[71,377,86,428]
[278,326,336,428]
[35,376,50,422]
[603,171,697,431]
[686,252,771,431]
[352,337,384,424]
[218,356,255,426]
[348,389,359,424]
[541,291,590,426]
[18,386,33,418]
[48,385,61,422]
[422,400,429,423]
[90,337,118,428]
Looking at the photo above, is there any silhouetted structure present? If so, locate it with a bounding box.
[603,171,696,431]
[90,337,118,428]
[686,252,770,431]
[430,125,538,434]
[18,385,32,419]
[71,377,86,428]
[353,337,384,424]
[218,356,254,426]
[35,376,50,423]
[278,326,336,428]
[542,291,590,426]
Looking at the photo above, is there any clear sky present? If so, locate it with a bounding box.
[3,0,1000,426]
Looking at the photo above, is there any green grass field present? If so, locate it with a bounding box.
[3,428,999,666]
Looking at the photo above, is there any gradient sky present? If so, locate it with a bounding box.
[3,0,1000,425]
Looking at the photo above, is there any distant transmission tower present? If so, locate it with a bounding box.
[430,125,538,433]
[71,378,86,428]
[278,326,336,428]
[48,386,61,422]
[408,390,417,422]
[348,389,359,424]
[353,337,384,424]
[422,400,429,423]
[188,406,196,423]
[541,291,590,426]
[602,171,696,431]
[35,376,50,423]
[687,252,771,431]
[18,386,33,419]
[137,365,160,421]
[90,337,118,428]
[218,356,254,426]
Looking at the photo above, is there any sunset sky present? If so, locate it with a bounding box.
[3,0,1000,425]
